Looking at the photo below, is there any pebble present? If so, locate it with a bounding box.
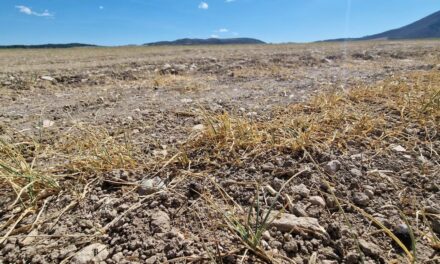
[267,211,327,237]
[150,210,171,233]
[391,144,406,152]
[324,160,342,174]
[138,177,165,195]
[112,252,124,262]
[292,184,310,198]
[283,241,298,253]
[393,224,413,249]
[359,239,381,258]
[345,252,361,264]
[192,124,205,131]
[349,168,362,177]
[261,162,275,172]
[309,196,326,207]
[41,75,55,82]
[42,119,54,128]
[71,243,109,264]
[352,192,370,207]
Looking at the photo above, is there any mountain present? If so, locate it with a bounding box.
[145,38,265,46]
[324,10,440,42]
[0,43,97,49]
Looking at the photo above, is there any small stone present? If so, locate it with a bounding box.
[292,184,310,198]
[391,144,406,152]
[352,192,370,207]
[261,162,275,172]
[309,196,326,207]
[58,245,77,259]
[345,252,361,264]
[324,160,341,174]
[150,210,171,233]
[283,241,298,253]
[393,224,413,249]
[180,98,193,104]
[359,239,381,258]
[192,124,205,131]
[138,177,165,195]
[41,75,55,82]
[71,243,109,264]
[268,211,327,237]
[112,252,124,262]
[20,229,38,246]
[349,168,362,177]
[42,119,54,128]
[292,204,308,217]
[364,189,374,199]
[262,230,271,241]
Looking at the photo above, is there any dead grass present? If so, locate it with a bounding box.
[180,70,439,263]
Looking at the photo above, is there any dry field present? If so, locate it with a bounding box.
[0,41,439,263]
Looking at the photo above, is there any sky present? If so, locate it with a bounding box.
[1,0,439,45]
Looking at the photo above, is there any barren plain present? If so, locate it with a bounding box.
[0,41,439,263]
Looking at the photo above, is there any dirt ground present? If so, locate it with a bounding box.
[0,41,439,264]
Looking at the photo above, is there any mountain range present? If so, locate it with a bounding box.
[145,38,265,46]
[326,10,440,41]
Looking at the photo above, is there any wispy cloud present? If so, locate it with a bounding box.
[210,34,219,38]
[225,0,236,2]
[15,5,53,17]
[218,28,229,33]
[198,2,209,9]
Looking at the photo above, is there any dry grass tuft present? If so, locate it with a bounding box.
[55,125,138,174]
[0,138,59,207]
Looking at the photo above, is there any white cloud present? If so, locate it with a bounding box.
[15,5,53,17]
[225,0,236,2]
[219,28,229,33]
[198,2,209,9]
[210,34,219,38]
[99,6,104,10]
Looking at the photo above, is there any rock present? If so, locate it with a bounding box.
[180,98,193,104]
[358,239,381,258]
[112,252,124,262]
[364,189,374,199]
[349,168,362,177]
[192,124,205,131]
[292,184,310,198]
[324,160,341,174]
[283,241,298,253]
[71,243,109,264]
[391,144,406,152]
[352,192,370,207]
[345,251,361,264]
[58,245,77,259]
[319,247,340,260]
[393,224,413,249]
[42,119,54,128]
[309,196,326,207]
[40,75,55,82]
[150,210,171,233]
[292,204,308,217]
[261,162,275,172]
[267,211,328,237]
[262,230,271,241]
[138,177,165,195]
[20,229,38,246]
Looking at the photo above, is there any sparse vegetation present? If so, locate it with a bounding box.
[0,42,439,263]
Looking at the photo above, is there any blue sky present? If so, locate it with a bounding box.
[1,0,439,45]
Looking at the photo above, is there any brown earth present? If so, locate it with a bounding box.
[0,41,439,264]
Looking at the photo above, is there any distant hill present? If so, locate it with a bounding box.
[0,43,97,49]
[145,38,265,46]
[324,10,440,42]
